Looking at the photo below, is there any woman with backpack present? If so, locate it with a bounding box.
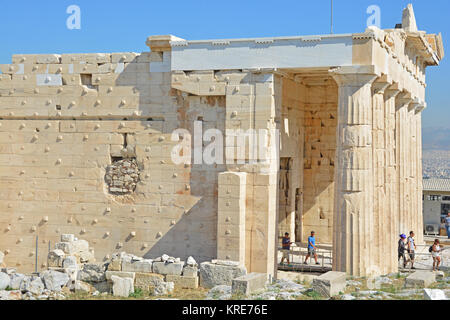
[430,239,443,271]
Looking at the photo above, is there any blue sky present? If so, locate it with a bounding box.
[0,0,448,129]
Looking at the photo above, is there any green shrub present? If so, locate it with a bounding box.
[305,290,321,299]
[129,288,145,299]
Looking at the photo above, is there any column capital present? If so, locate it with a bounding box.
[413,100,427,114]
[417,103,427,113]
[408,98,422,112]
[330,65,380,87]
[373,82,390,95]
[372,74,392,94]
[395,91,413,110]
[385,82,402,99]
[373,74,393,94]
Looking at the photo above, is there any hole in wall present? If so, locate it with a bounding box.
[319,208,326,220]
[105,132,140,196]
[80,74,92,86]
[105,157,140,195]
[123,133,128,149]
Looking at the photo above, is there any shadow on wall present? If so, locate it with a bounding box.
[112,58,225,262]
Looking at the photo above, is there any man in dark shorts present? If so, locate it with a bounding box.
[407,231,417,269]
[280,233,293,265]
[304,231,320,265]
[398,234,408,268]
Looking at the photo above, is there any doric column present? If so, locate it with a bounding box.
[395,93,413,236]
[408,101,418,243]
[331,66,378,276]
[372,78,390,275]
[414,102,426,244]
[384,84,401,274]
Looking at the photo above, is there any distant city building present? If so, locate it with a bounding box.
[423,179,450,235]
[422,150,450,179]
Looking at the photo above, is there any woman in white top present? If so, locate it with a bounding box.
[432,239,443,271]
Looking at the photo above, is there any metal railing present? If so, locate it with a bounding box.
[278,243,333,273]
[278,243,448,273]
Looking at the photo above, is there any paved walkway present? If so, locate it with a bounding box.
[400,244,449,272]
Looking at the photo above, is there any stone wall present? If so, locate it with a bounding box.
[0,51,224,273]
[277,76,337,244]
[301,80,337,244]
[278,77,304,241]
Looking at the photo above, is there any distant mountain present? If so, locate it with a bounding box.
[423,127,450,150]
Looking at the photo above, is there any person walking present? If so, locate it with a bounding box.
[280,233,293,265]
[407,231,417,269]
[398,234,408,268]
[445,212,450,240]
[304,231,320,265]
[431,239,443,271]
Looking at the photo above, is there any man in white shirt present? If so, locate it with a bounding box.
[407,231,417,270]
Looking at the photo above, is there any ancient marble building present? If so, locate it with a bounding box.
[0,5,444,277]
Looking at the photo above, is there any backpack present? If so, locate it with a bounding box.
[429,245,433,253]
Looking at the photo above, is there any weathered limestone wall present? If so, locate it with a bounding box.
[278,77,304,242]
[277,76,337,245]
[302,79,337,244]
[170,64,281,278]
[0,51,224,273]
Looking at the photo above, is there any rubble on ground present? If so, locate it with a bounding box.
[205,269,450,301]
[0,235,200,300]
[1,236,449,300]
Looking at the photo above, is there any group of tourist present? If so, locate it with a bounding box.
[280,227,446,272]
[280,231,320,266]
[398,231,418,269]
[398,231,445,271]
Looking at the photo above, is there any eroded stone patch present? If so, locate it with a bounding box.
[105,158,140,194]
